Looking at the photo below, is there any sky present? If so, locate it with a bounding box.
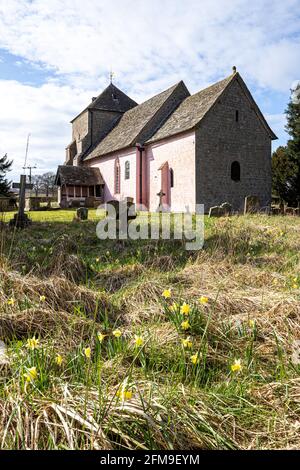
[0,0,299,181]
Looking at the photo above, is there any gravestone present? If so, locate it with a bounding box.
[285,207,296,216]
[106,200,120,219]
[76,207,88,220]
[124,197,136,221]
[106,199,136,221]
[0,196,17,212]
[208,205,225,217]
[220,202,232,215]
[244,195,260,214]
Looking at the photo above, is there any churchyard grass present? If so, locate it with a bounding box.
[0,210,299,449]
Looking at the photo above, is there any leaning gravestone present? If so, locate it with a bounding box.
[220,202,232,215]
[208,205,225,217]
[244,195,260,215]
[76,207,88,220]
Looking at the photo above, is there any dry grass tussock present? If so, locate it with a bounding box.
[0,214,300,449]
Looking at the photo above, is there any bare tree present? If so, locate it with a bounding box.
[32,174,44,197]
[41,172,56,197]
[32,172,56,197]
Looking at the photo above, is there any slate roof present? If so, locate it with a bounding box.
[147,72,277,143]
[83,82,187,160]
[147,75,234,143]
[71,83,138,122]
[55,165,104,186]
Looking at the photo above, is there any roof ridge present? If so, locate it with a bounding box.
[124,80,182,114]
[189,73,235,100]
[83,81,189,160]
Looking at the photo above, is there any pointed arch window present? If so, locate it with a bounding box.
[231,161,240,182]
[125,160,130,180]
[170,168,174,188]
[114,157,121,193]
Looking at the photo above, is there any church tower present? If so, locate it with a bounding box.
[65,83,137,165]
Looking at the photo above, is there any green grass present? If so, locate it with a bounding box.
[0,210,300,449]
[1,208,102,223]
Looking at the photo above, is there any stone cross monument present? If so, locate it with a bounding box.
[9,174,33,228]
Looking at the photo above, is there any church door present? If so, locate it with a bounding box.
[160,161,170,208]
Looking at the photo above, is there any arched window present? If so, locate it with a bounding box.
[231,161,240,182]
[125,160,130,180]
[170,168,174,188]
[114,157,120,193]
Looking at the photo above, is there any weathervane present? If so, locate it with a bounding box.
[109,69,115,84]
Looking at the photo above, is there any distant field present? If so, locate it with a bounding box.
[0,211,299,449]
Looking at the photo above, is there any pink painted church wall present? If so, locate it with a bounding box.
[85,131,196,212]
[88,148,137,203]
[147,131,196,212]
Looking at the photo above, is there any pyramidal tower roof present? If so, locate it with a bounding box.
[71,83,138,122]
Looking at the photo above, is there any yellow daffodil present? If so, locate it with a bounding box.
[26,336,39,350]
[7,298,15,306]
[162,289,171,299]
[231,358,242,373]
[55,354,63,366]
[39,295,46,302]
[181,320,190,330]
[199,296,209,304]
[116,388,133,400]
[190,353,200,365]
[249,319,255,328]
[292,283,298,289]
[293,277,298,282]
[169,302,179,312]
[180,302,191,315]
[181,337,193,349]
[24,366,38,382]
[97,332,106,343]
[113,329,122,338]
[134,335,144,347]
[84,346,91,359]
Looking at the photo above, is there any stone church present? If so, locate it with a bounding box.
[55,68,277,212]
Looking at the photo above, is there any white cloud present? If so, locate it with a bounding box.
[0,0,298,177]
[0,80,92,179]
[0,0,299,94]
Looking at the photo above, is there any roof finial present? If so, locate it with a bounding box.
[109,68,115,84]
[232,65,237,74]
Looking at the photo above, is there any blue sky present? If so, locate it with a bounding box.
[0,0,299,180]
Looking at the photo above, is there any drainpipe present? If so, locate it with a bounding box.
[136,143,145,206]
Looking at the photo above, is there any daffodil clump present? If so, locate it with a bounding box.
[24,366,38,383]
[84,346,91,359]
[231,358,243,373]
[26,336,40,350]
[291,276,299,290]
[134,335,144,348]
[116,388,133,401]
[55,354,63,366]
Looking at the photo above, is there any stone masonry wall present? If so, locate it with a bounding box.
[72,111,90,155]
[195,79,272,212]
[90,110,121,146]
